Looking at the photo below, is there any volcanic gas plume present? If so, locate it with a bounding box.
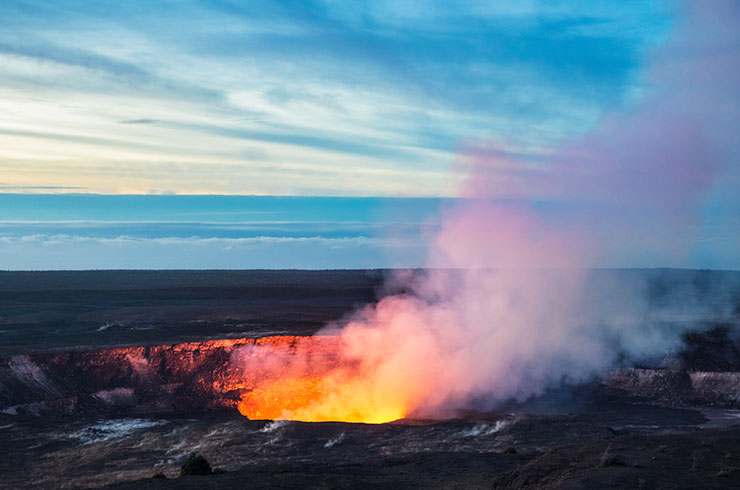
[234,0,740,423]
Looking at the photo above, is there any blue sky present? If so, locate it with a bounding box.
[0,1,738,270]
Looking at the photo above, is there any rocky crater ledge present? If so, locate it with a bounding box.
[1,334,740,418]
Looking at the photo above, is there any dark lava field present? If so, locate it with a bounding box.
[1,269,740,489]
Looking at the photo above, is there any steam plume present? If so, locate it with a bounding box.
[236,0,739,421]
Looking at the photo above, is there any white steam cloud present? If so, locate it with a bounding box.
[309,0,740,418]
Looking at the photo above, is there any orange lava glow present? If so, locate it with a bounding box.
[236,371,407,424]
[228,335,408,424]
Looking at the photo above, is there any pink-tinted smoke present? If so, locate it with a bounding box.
[334,0,736,416]
[235,0,738,421]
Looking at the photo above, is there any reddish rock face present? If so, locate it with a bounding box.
[0,336,342,417]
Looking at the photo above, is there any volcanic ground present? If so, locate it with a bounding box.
[1,269,740,489]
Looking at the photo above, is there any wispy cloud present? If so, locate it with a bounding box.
[118,119,159,125]
[0,0,672,195]
[0,185,86,190]
[0,234,424,270]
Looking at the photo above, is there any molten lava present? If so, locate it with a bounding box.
[236,370,407,424]
[228,335,408,424]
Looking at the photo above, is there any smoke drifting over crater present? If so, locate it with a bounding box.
[235,0,740,422]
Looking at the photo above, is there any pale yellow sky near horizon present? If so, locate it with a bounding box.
[0,86,463,196]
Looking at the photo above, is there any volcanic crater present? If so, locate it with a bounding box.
[2,270,740,489]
